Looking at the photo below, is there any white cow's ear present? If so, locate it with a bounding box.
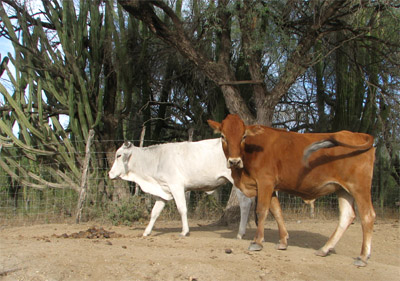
[122,150,132,163]
[124,141,132,148]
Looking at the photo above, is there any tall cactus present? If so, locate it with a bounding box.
[0,0,143,206]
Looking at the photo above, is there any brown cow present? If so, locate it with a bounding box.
[208,114,376,267]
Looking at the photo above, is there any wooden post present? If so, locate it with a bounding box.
[135,126,146,196]
[309,199,315,218]
[303,199,316,218]
[185,128,194,205]
[188,128,194,142]
[75,129,95,223]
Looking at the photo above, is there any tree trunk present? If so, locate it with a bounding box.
[216,185,243,226]
[314,41,328,132]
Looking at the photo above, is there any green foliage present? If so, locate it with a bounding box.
[0,184,78,222]
[107,196,149,226]
[193,193,224,219]
[374,142,400,208]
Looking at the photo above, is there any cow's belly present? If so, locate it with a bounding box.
[184,176,228,192]
[277,181,342,200]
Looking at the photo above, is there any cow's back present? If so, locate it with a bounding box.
[244,129,375,199]
[149,139,232,190]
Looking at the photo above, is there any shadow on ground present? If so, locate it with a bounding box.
[141,222,329,251]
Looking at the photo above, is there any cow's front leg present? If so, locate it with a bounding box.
[269,192,289,250]
[170,185,189,236]
[248,181,274,251]
[143,198,166,236]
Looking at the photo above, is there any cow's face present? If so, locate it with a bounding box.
[108,141,133,179]
[208,114,263,169]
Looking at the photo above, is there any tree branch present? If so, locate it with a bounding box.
[117,0,255,123]
[1,0,56,31]
[0,104,69,117]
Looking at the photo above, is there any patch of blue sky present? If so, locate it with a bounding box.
[0,27,69,137]
[0,36,15,93]
[0,35,20,136]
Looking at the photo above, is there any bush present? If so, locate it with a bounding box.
[107,196,149,226]
[193,193,224,219]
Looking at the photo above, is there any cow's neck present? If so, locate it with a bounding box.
[230,167,257,198]
[128,146,158,175]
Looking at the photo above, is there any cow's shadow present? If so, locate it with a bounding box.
[147,223,328,251]
[233,228,328,251]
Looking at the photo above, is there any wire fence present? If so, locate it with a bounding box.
[0,140,399,226]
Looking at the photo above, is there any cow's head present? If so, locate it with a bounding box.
[108,141,134,179]
[207,114,263,169]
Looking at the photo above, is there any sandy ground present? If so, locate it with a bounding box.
[0,218,399,281]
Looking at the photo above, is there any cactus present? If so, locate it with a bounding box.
[0,0,142,209]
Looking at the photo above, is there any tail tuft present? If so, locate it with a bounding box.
[303,139,336,167]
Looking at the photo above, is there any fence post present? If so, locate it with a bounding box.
[75,129,95,223]
[185,128,194,205]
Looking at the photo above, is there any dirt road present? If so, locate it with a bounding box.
[1,218,399,280]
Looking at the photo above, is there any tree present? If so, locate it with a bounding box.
[117,0,400,220]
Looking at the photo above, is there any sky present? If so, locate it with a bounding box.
[0,36,15,92]
[0,31,69,134]
[0,36,12,56]
[0,35,19,135]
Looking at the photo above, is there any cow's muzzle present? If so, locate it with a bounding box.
[227,157,243,168]
[108,171,118,180]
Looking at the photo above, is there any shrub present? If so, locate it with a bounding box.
[107,196,149,226]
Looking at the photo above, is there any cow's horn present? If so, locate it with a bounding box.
[124,141,132,148]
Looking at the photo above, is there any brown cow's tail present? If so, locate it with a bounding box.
[302,134,374,167]
[302,140,336,167]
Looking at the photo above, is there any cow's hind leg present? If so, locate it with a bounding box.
[235,187,252,239]
[170,185,189,236]
[143,198,166,236]
[316,189,355,257]
[353,190,376,267]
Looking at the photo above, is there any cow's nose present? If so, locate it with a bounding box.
[228,157,243,168]
[108,171,117,179]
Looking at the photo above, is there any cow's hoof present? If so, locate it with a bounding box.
[236,234,244,240]
[179,232,189,237]
[315,248,336,257]
[353,257,368,267]
[315,249,328,257]
[248,242,263,251]
[275,243,287,250]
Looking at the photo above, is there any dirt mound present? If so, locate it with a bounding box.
[54,226,123,239]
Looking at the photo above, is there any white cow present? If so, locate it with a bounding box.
[108,138,252,238]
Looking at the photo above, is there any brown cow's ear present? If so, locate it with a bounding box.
[207,120,221,134]
[246,125,264,136]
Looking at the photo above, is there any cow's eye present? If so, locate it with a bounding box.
[221,134,227,142]
[241,135,247,142]
[116,154,121,158]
